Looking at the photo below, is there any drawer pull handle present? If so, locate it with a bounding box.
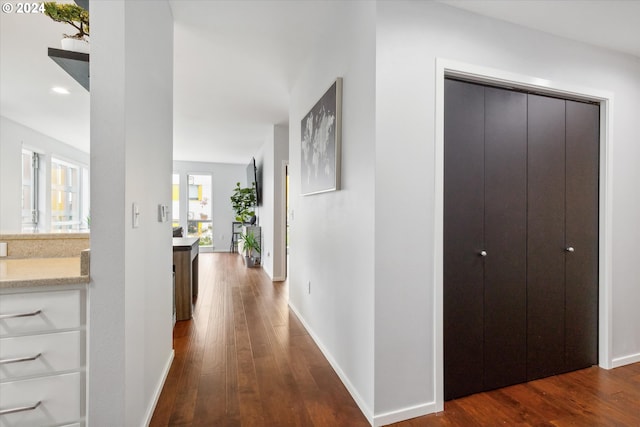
[0,401,41,416]
[0,353,42,365]
[0,309,42,320]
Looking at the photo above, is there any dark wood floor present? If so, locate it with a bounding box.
[151,253,640,427]
[395,363,640,426]
[150,253,369,427]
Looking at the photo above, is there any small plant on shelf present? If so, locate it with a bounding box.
[44,2,90,40]
[230,182,257,224]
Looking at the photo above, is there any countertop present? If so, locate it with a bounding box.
[0,257,90,289]
[172,237,199,249]
[0,232,89,240]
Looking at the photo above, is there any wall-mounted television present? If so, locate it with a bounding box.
[247,157,261,206]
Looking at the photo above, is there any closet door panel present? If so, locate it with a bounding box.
[444,79,485,399]
[483,87,528,390]
[527,94,566,380]
[565,100,599,370]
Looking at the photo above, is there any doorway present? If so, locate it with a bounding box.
[443,78,599,400]
[284,161,290,277]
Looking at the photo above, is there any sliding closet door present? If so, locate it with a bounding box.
[527,94,567,380]
[565,100,599,370]
[483,87,528,390]
[444,79,485,399]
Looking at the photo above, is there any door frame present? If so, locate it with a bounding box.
[434,58,614,411]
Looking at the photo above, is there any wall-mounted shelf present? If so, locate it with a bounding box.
[74,0,88,11]
[48,48,89,91]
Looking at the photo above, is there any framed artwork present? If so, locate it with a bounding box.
[301,77,342,195]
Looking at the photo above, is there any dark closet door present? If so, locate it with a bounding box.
[444,79,485,400]
[483,87,528,390]
[565,100,599,371]
[444,80,599,400]
[527,94,567,380]
[527,95,600,380]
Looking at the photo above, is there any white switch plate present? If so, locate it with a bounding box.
[132,203,140,228]
[158,204,168,222]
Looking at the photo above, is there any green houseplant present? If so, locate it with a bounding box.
[239,231,261,267]
[230,182,257,224]
[44,2,90,53]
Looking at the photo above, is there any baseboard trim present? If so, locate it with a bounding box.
[373,401,438,427]
[143,349,175,427]
[612,352,640,368]
[288,302,374,425]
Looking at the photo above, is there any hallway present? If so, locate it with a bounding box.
[150,253,369,426]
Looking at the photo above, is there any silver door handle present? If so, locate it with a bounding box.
[479,250,487,257]
[0,353,42,365]
[0,309,42,320]
[0,401,41,416]
[566,247,575,252]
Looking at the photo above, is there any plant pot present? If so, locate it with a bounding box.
[61,37,90,54]
[245,256,255,268]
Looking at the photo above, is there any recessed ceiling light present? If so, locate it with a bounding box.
[51,86,70,95]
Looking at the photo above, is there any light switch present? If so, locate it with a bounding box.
[132,203,140,228]
[158,204,169,222]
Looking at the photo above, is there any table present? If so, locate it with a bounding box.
[172,237,199,321]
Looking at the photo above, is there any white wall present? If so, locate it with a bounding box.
[89,1,174,425]
[0,116,89,232]
[374,1,640,423]
[288,0,376,422]
[256,124,288,281]
[173,160,246,253]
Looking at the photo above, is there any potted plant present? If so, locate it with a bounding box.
[239,231,261,267]
[44,2,90,53]
[230,182,257,224]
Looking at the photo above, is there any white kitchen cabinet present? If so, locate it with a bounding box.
[0,372,81,426]
[0,288,86,427]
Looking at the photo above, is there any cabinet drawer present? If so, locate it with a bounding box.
[0,290,80,336]
[0,331,81,380]
[0,372,80,426]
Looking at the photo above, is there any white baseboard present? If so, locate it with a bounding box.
[373,401,438,427]
[288,302,374,425]
[143,349,175,427]
[612,352,640,368]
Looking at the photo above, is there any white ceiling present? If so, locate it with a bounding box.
[440,0,640,59]
[1,1,638,165]
[170,0,341,163]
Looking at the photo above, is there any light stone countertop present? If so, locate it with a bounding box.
[0,232,89,240]
[0,257,90,289]
[0,233,90,259]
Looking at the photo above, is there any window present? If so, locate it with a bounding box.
[20,150,89,232]
[172,174,180,228]
[51,158,81,230]
[21,149,39,231]
[172,172,213,249]
[187,174,213,247]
